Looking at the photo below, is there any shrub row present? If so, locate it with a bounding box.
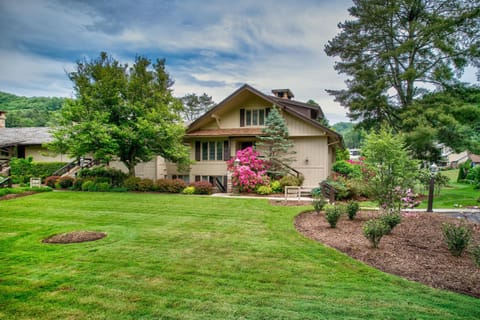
[9,157,67,184]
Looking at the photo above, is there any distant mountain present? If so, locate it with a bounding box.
[0,91,65,127]
[331,122,354,135]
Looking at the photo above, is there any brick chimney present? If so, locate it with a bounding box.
[0,111,6,128]
[272,89,294,100]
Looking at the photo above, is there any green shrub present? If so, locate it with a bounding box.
[54,182,62,189]
[58,176,74,189]
[363,219,390,248]
[379,212,402,234]
[279,175,302,189]
[346,201,360,220]
[44,176,60,188]
[155,179,187,193]
[137,178,154,192]
[77,167,128,187]
[123,176,141,191]
[328,179,351,200]
[9,157,67,183]
[72,178,85,191]
[182,186,195,194]
[81,180,95,192]
[95,182,111,192]
[256,185,272,195]
[192,181,213,195]
[312,195,327,213]
[442,223,472,257]
[109,187,128,192]
[270,180,282,193]
[471,243,480,268]
[324,204,342,228]
[332,160,362,179]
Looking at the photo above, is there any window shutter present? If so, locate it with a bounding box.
[223,140,231,161]
[195,141,201,161]
[240,109,245,127]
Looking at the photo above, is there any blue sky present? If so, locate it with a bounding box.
[0,0,477,124]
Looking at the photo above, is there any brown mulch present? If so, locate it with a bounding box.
[0,191,36,201]
[295,210,480,298]
[42,231,107,244]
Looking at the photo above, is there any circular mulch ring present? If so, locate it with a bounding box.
[42,231,107,244]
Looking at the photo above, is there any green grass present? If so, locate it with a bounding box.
[417,169,480,209]
[1,192,479,319]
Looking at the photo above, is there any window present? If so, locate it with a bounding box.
[240,108,268,127]
[196,140,226,161]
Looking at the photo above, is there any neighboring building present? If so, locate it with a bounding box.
[0,84,343,190]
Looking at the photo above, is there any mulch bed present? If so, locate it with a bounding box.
[0,191,36,201]
[42,231,107,244]
[295,210,480,298]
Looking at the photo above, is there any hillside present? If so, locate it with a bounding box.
[0,91,65,127]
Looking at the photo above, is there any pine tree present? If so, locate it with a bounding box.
[256,106,296,177]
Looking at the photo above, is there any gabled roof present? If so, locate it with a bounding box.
[0,127,53,147]
[186,84,342,145]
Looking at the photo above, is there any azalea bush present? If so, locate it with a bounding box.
[227,147,269,193]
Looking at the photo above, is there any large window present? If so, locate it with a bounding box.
[240,108,269,127]
[196,140,226,161]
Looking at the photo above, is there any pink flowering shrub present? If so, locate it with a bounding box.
[227,147,269,193]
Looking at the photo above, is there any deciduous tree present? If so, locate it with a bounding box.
[49,52,189,176]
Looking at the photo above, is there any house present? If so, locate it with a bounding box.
[168,84,343,190]
[0,85,343,190]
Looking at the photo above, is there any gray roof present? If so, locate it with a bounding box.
[0,127,53,147]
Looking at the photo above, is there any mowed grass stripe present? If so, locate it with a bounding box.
[0,192,478,319]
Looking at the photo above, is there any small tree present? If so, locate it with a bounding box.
[256,106,296,177]
[362,127,418,212]
[180,93,215,121]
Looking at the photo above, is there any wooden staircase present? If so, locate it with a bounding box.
[52,158,99,177]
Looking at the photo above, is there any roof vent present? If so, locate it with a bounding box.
[272,89,294,100]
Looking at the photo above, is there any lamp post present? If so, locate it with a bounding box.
[233,157,240,194]
[426,163,438,213]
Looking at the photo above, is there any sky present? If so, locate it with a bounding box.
[0,0,477,125]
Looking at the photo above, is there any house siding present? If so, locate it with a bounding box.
[25,145,72,162]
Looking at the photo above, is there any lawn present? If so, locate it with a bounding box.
[416,169,480,209]
[1,192,479,319]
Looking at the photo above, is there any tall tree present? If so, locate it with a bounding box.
[306,99,330,127]
[180,93,215,121]
[325,0,480,129]
[49,52,189,175]
[256,106,296,177]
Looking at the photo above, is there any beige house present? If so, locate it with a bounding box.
[1,85,342,189]
[155,84,342,190]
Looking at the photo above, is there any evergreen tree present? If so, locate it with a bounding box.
[256,106,296,177]
[180,93,215,121]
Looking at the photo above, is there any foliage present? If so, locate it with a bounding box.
[81,180,95,192]
[471,243,480,268]
[279,175,303,189]
[227,147,269,193]
[346,201,360,220]
[77,167,128,187]
[137,178,154,192]
[335,148,350,161]
[324,204,343,228]
[0,91,65,127]
[362,128,418,211]
[256,106,296,177]
[442,223,472,257]
[181,186,195,195]
[95,182,111,192]
[379,213,402,234]
[325,0,480,130]
[465,166,480,188]
[256,185,272,195]
[44,176,60,188]
[155,179,187,193]
[123,176,141,191]
[313,195,327,214]
[270,180,282,193]
[332,160,362,179]
[457,160,472,182]
[48,52,190,176]
[58,176,74,189]
[191,181,213,195]
[363,219,390,249]
[180,93,215,121]
[399,188,421,209]
[9,157,66,184]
